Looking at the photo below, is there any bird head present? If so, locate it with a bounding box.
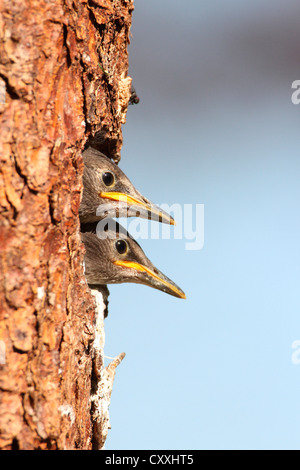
[81,221,186,299]
[79,147,175,225]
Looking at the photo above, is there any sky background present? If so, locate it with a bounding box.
[104,0,300,450]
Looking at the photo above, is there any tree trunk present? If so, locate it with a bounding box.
[0,0,132,450]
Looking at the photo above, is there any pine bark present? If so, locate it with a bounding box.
[0,0,133,450]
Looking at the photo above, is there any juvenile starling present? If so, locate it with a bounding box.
[80,147,175,225]
[81,221,186,299]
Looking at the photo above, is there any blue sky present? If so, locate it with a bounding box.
[104,0,300,449]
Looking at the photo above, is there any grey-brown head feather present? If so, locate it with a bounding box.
[81,221,186,299]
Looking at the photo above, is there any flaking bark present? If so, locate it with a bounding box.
[0,0,133,450]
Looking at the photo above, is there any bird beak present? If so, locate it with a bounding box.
[113,260,186,299]
[100,192,175,225]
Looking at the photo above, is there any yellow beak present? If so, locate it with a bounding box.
[100,192,175,225]
[113,260,186,299]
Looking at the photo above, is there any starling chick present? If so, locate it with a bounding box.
[80,147,175,225]
[81,221,186,300]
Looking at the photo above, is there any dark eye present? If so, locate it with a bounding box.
[115,239,128,255]
[102,171,115,187]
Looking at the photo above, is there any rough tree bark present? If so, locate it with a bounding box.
[0,0,133,450]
